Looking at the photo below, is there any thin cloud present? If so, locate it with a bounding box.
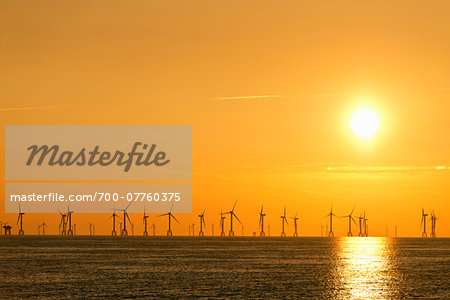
[213,92,351,101]
[324,165,450,174]
[419,86,450,91]
[213,95,282,100]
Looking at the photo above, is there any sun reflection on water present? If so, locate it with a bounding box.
[331,237,402,299]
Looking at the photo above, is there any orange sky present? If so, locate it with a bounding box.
[1,1,449,237]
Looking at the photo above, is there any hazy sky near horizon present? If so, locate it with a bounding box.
[1,1,449,236]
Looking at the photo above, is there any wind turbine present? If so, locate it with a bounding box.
[39,222,47,235]
[358,214,364,236]
[143,208,149,236]
[363,212,369,237]
[66,206,74,236]
[219,211,226,236]
[227,201,241,237]
[341,206,357,237]
[291,213,299,237]
[430,210,438,238]
[280,206,288,237]
[17,203,24,235]
[118,202,133,236]
[108,207,121,236]
[325,204,337,237]
[420,208,428,238]
[58,211,67,235]
[259,206,266,237]
[198,210,206,236]
[159,203,179,236]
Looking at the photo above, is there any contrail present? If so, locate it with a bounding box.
[213,93,351,100]
[0,105,60,111]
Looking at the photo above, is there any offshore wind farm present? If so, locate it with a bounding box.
[0,203,442,238]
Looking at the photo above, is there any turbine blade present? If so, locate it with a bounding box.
[350,205,356,216]
[158,213,169,217]
[171,214,180,224]
[232,200,237,212]
[234,213,241,224]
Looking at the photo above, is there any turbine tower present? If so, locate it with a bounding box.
[143,208,149,236]
[41,222,47,235]
[325,205,337,237]
[108,208,121,236]
[159,203,179,236]
[227,201,241,237]
[118,202,132,236]
[17,203,24,235]
[89,223,94,235]
[219,211,226,236]
[341,206,357,237]
[280,206,288,237]
[259,206,266,237]
[58,211,67,235]
[363,212,369,237]
[358,214,364,236]
[198,210,206,236]
[420,208,428,238]
[66,206,74,236]
[291,213,299,237]
[430,210,438,238]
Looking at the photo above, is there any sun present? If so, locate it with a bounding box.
[350,108,379,139]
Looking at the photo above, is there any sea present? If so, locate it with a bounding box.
[0,236,448,299]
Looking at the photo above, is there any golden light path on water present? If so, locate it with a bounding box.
[332,237,401,299]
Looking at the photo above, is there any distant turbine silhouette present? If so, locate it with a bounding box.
[227,201,241,237]
[280,206,288,237]
[219,211,226,236]
[17,203,24,235]
[117,202,132,236]
[341,206,357,236]
[198,210,206,236]
[358,214,364,236]
[143,208,149,236]
[325,204,336,237]
[363,211,369,237]
[66,206,74,236]
[259,206,266,237]
[108,206,121,236]
[430,210,438,238]
[420,208,428,238]
[291,213,299,237]
[159,203,179,236]
[38,222,47,235]
[58,211,67,235]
